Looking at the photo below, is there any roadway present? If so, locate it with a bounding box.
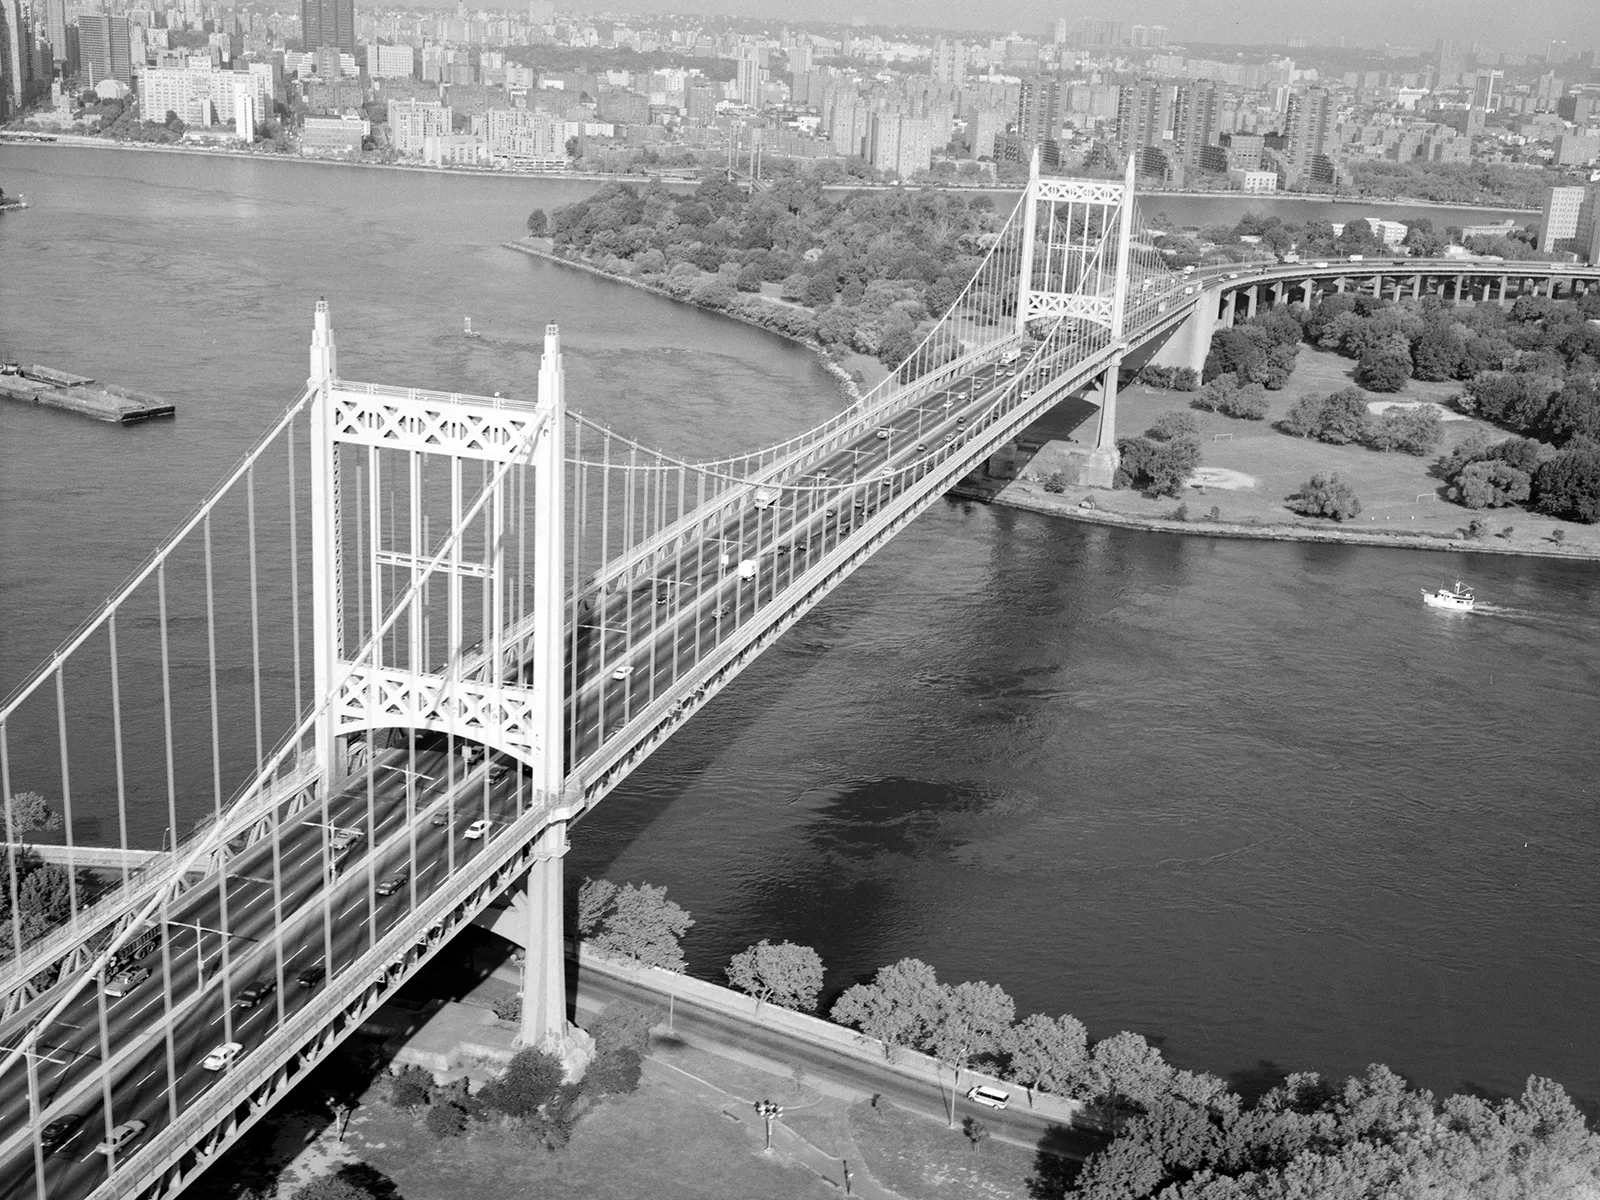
[0,741,530,1200]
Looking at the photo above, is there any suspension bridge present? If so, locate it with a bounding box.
[2,152,1596,1200]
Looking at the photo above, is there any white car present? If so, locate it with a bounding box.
[875,427,891,440]
[611,664,633,681]
[95,1120,146,1156]
[465,819,491,840]
[966,1085,1010,1110]
[1314,261,1329,268]
[202,1042,243,1072]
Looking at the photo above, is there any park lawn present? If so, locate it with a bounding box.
[343,1072,833,1200]
[846,1098,1043,1200]
[1089,346,1600,555]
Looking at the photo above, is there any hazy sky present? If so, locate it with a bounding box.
[586,0,1594,52]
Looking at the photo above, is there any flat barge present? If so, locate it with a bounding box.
[0,364,176,423]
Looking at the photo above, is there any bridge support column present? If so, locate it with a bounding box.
[1271,281,1284,307]
[1221,291,1237,327]
[1453,276,1463,305]
[1302,278,1314,308]
[521,821,578,1058]
[1335,277,1346,294]
[308,302,348,796]
[1245,287,1258,320]
[1499,275,1509,305]
[1411,274,1422,301]
[1081,362,1122,489]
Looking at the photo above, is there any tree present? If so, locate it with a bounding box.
[1192,373,1268,419]
[726,940,824,1012]
[923,981,1016,1123]
[389,1064,434,1112]
[582,881,693,970]
[1289,473,1362,521]
[1357,346,1413,393]
[525,208,548,236]
[1086,1030,1175,1113]
[1457,461,1531,509]
[1366,404,1442,456]
[962,1116,990,1152]
[1284,387,1369,445]
[1533,445,1600,523]
[831,957,942,1061]
[479,1047,564,1120]
[3,791,63,835]
[1004,1012,1090,1102]
[1411,325,1463,380]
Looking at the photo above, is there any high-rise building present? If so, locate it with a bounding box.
[1171,80,1221,178]
[1049,18,1067,46]
[41,0,64,65]
[1017,75,1060,147]
[0,0,28,115]
[1284,86,1334,184]
[77,13,131,86]
[1472,69,1503,111]
[735,44,763,109]
[789,39,811,76]
[1540,185,1587,252]
[1115,77,1165,161]
[929,37,965,87]
[301,0,353,56]
[390,98,452,154]
[685,80,716,125]
[365,42,414,79]
[1080,18,1122,49]
[1572,186,1600,265]
[232,73,258,139]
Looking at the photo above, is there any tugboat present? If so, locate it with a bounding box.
[1422,580,1475,612]
[463,316,481,339]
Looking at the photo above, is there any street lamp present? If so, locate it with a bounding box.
[754,1099,783,1151]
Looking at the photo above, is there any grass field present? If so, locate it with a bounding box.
[1041,345,1600,557]
[845,1098,1048,1200]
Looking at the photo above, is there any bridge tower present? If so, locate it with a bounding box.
[1015,150,1138,487]
[306,304,574,1051]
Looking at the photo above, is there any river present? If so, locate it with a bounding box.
[1,144,1597,1118]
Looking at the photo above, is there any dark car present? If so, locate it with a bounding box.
[431,810,450,827]
[375,870,409,897]
[296,964,326,989]
[40,1115,82,1153]
[236,979,276,1009]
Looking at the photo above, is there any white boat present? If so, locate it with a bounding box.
[463,317,481,339]
[1422,580,1474,612]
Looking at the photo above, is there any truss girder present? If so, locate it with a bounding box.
[327,385,547,463]
[334,665,545,764]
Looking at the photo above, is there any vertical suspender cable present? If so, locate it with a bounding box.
[108,613,130,888]
[54,670,78,923]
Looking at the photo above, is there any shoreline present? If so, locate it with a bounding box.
[3,137,1545,214]
[954,477,1600,563]
[503,239,867,406]
[510,242,1595,567]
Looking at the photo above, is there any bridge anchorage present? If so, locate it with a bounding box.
[0,158,1206,1200]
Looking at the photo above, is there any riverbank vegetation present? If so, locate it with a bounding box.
[569,878,1600,1198]
[1134,288,1600,524]
[541,176,1004,371]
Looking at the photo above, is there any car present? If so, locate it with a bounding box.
[489,759,513,783]
[1182,265,1195,275]
[776,543,791,555]
[814,468,829,480]
[430,810,449,827]
[1021,388,1034,398]
[655,587,670,605]
[941,398,953,409]
[944,433,958,443]
[40,1115,82,1153]
[296,964,326,989]
[1313,260,1329,268]
[330,828,363,852]
[713,603,731,620]
[375,870,409,896]
[1183,285,1196,295]
[95,1120,146,1156]
[955,390,969,400]
[1348,253,1364,261]
[875,427,891,440]
[966,1085,1011,1110]
[955,415,967,426]
[611,663,633,680]
[914,442,926,452]
[202,1042,244,1072]
[1228,271,1240,279]
[105,967,151,997]
[465,819,491,840]
[236,979,276,1009]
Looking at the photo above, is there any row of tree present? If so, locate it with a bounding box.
[573,877,1600,1200]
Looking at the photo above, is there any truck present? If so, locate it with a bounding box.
[752,488,778,509]
[738,559,757,581]
[107,923,163,976]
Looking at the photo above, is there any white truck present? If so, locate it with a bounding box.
[753,488,778,509]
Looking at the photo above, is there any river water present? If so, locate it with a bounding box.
[2,145,1597,1117]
